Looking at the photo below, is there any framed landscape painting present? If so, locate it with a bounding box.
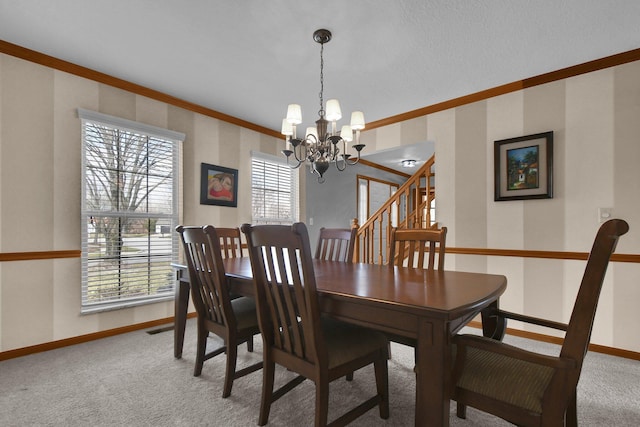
[200,163,238,207]
[494,131,553,201]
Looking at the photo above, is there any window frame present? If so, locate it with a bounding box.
[78,108,184,314]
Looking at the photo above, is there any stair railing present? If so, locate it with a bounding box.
[353,154,436,264]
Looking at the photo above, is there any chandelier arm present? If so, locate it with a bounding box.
[283,148,304,169]
[344,145,362,165]
[292,139,308,162]
[345,155,360,166]
[342,136,348,160]
[332,139,341,162]
[287,157,304,169]
[292,149,304,163]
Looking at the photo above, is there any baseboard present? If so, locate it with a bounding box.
[2,313,637,362]
[0,312,198,361]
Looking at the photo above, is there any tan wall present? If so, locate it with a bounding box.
[2,51,640,354]
[364,61,640,353]
[0,53,284,351]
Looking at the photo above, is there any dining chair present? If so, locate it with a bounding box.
[215,226,247,307]
[388,226,447,270]
[241,222,390,427]
[314,227,357,263]
[314,226,358,381]
[385,226,448,352]
[215,227,244,259]
[451,218,629,427]
[176,225,262,398]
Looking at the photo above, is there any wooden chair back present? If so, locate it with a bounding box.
[242,223,325,366]
[314,227,357,263]
[388,227,447,270]
[561,218,629,370]
[176,225,236,330]
[215,227,244,258]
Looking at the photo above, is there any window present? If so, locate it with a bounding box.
[251,152,298,224]
[78,109,184,313]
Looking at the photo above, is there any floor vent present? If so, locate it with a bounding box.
[146,325,174,335]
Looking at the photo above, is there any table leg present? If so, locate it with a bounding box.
[415,319,451,426]
[481,300,506,340]
[174,273,190,359]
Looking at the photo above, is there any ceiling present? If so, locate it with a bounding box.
[1,1,639,171]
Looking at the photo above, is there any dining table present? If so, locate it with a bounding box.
[172,259,507,426]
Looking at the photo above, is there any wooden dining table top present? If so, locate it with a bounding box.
[223,257,507,321]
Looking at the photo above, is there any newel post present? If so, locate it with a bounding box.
[351,218,360,263]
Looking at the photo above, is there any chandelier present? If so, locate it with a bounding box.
[281,29,365,183]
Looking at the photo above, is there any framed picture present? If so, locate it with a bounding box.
[494,131,553,201]
[200,163,238,207]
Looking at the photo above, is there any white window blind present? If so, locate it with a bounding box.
[78,109,184,313]
[251,152,298,224]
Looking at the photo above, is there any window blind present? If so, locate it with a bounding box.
[251,152,298,225]
[78,109,184,313]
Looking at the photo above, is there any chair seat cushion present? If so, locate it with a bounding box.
[456,343,555,413]
[321,317,388,369]
[230,296,259,330]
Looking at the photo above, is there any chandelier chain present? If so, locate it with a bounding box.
[319,42,324,117]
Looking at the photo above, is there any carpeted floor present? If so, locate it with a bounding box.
[1,319,639,426]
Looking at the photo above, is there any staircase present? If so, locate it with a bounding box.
[354,154,436,264]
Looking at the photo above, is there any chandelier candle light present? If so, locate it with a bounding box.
[281,29,365,183]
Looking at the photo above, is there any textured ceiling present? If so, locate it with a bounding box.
[1,1,639,170]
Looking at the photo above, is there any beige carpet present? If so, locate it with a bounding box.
[1,319,639,426]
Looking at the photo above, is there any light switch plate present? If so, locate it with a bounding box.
[598,208,613,223]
